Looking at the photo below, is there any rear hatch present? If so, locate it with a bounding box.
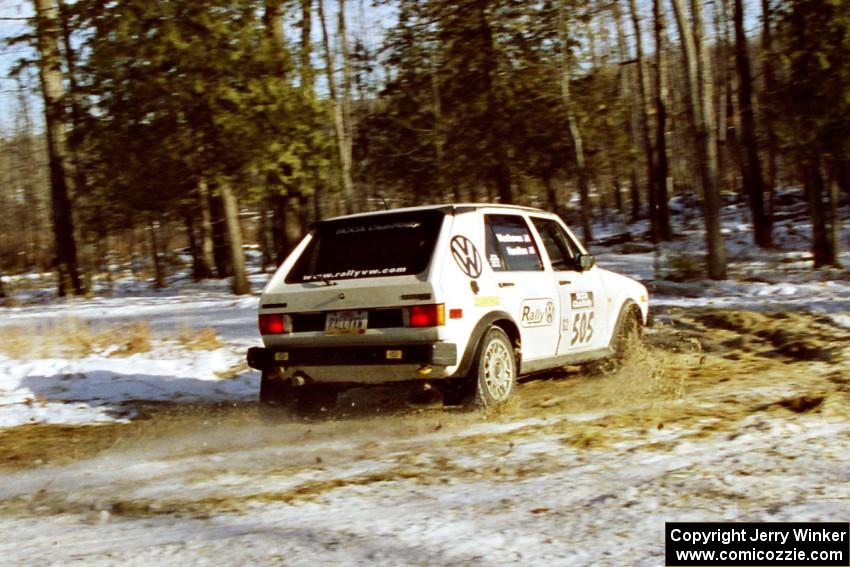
[260,209,448,346]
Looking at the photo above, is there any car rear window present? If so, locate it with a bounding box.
[286,210,445,283]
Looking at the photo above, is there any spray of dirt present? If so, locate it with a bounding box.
[1,307,848,521]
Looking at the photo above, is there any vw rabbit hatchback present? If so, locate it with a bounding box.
[247,204,649,411]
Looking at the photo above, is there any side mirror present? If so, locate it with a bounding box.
[576,253,596,271]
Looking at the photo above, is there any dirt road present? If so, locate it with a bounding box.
[1,307,848,565]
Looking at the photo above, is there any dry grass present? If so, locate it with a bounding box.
[0,319,152,359]
[0,320,229,360]
[176,324,224,351]
[0,422,129,470]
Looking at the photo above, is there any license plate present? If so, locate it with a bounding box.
[325,310,368,335]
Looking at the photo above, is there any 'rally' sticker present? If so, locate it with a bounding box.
[521,298,555,327]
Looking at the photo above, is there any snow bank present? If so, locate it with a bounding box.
[0,345,258,428]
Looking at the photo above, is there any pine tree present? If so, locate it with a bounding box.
[778,0,849,267]
[33,0,83,296]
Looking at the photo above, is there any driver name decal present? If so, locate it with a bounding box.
[570,291,594,310]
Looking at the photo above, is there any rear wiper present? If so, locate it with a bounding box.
[319,277,337,286]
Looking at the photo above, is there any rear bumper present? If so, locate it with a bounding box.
[246,343,458,371]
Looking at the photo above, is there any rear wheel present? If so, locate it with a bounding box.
[472,327,517,408]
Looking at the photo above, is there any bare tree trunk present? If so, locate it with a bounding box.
[826,174,841,264]
[713,0,730,193]
[837,160,850,206]
[612,2,637,223]
[14,83,47,271]
[430,56,448,203]
[300,0,314,93]
[33,0,83,296]
[318,0,357,213]
[219,182,250,295]
[183,209,205,282]
[263,0,286,63]
[338,0,357,208]
[671,0,727,279]
[148,219,165,289]
[544,172,559,213]
[692,0,726,279]
[613,178,625,216]
[257,210,272,272]
[284,196,305,254]
[559,0,592,242]
[478,4,513,206]
[265,0,307,250]
[58,1,83,189]
[721,0,741,184]
[209,185,232,278]
[196,179,216,278]
[734,0,771,248]
[97,236,113,294]
[270,193,285,264]
[628,0,655,233]
[653,0,672,240]
[761,0,778,220]
[629,171,640,222]
[803,160,837,267]
[58,0,93,294]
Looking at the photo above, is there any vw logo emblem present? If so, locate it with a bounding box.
[450,235,483,279]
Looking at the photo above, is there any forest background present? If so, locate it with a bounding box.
[0,0,847,298]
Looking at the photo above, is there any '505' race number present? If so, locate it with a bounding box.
[570,311,594,345]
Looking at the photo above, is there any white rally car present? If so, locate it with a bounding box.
[247,204,649,410]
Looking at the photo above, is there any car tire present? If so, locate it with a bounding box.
[588,304,643,375]
[472,326,517,408]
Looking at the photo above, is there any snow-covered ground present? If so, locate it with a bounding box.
[0,286,262,428]
[0,196,846,430]
[1,404,847,566]
[0,194,848,565]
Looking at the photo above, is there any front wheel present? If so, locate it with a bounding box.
[587,305,643,376]
[472,327,517,408]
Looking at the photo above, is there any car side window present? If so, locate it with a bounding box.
[531,217,579,272]
[485,214,544,272]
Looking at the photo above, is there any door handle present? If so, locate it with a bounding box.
[498,282,515,288]
[559,280,572,286]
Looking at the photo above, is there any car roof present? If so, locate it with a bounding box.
[318,203,550,224]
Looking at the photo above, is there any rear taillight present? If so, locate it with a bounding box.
[259,313,288,334]
[408,304,445,327]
